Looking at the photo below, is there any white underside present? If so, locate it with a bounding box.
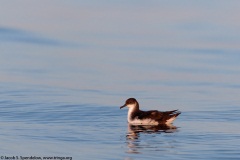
[128,118,159,125]
[128,117,176,125]
[165,117,176,124]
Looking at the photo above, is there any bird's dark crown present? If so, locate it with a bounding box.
[125,98,137,105]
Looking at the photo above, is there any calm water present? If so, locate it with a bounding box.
[1,1,240,159]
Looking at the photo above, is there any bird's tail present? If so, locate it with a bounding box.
[165,110,181,124]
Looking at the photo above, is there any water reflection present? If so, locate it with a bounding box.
[126,124,178,154]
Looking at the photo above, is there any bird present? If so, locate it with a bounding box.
[120,98,181,125]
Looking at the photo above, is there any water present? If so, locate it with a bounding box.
[1,1,240,159]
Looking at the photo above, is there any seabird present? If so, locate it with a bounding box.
[120,98,181,125]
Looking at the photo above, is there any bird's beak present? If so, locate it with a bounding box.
[120,104,126,109]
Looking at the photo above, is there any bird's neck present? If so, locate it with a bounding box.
[127,104,140,121]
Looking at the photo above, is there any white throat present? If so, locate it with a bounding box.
[127,104,138,122]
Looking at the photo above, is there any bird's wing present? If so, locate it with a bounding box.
[137,110,163,120]
[138,110,180,121]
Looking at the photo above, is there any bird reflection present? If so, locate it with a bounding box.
[126,124,178,154]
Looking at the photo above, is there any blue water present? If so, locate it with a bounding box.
[1,1,240,159]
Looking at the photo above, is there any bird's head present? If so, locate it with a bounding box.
[120,98,139,109]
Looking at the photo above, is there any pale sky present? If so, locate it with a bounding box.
[1,1,240,106]
[1,1,240,49]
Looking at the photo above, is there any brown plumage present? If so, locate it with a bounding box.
[120,98,181,125]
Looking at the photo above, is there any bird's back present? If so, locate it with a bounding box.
[130,109,181,125]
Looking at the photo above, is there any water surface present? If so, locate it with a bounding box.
[0,1,240,159]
